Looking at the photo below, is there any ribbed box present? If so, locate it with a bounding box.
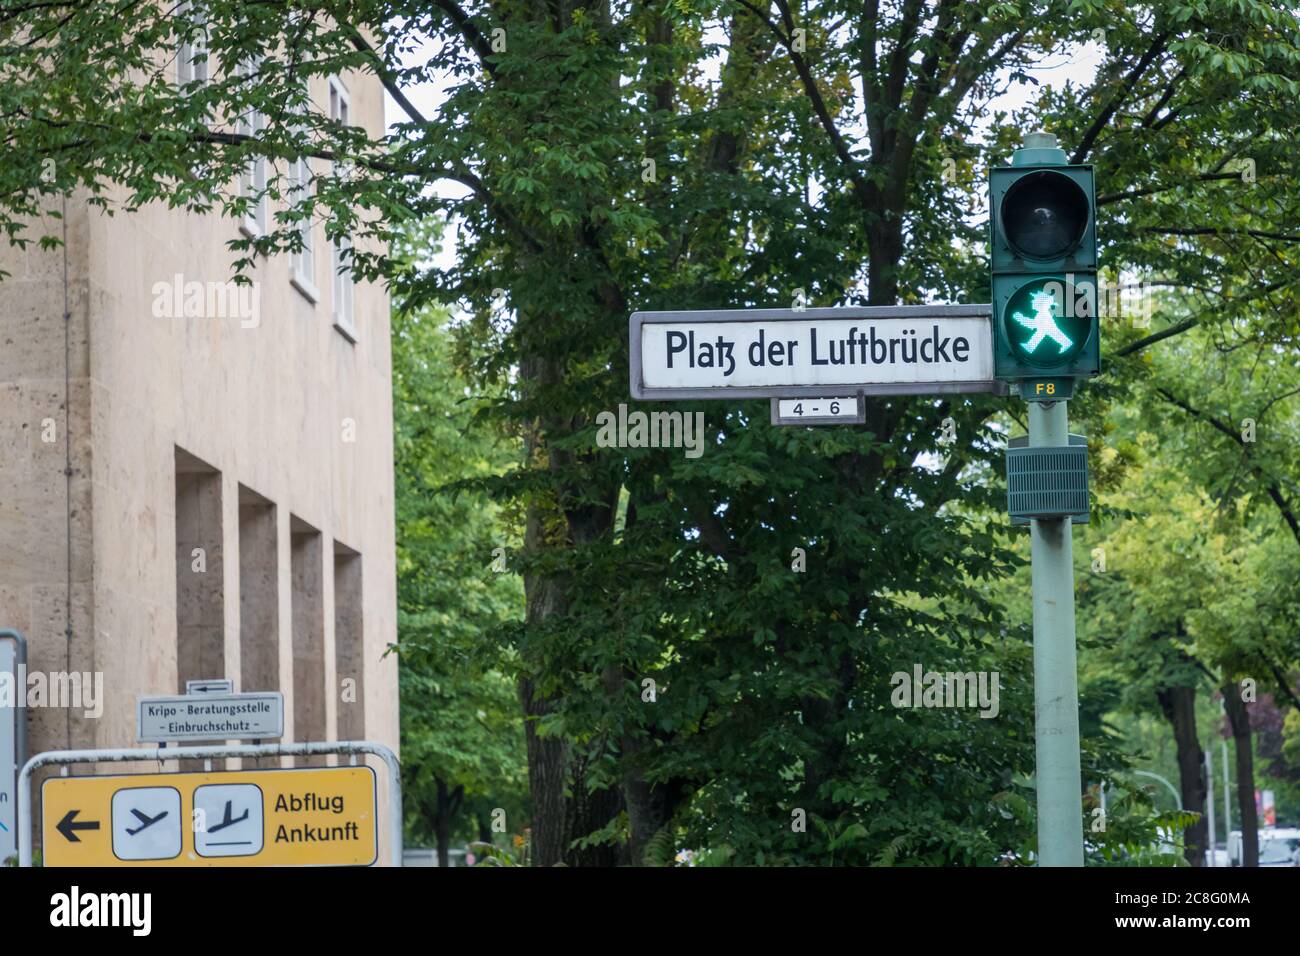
[1006,445,1089,520]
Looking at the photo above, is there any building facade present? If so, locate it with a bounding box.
[0,65,399,862]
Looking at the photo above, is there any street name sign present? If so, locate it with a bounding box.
[42,765,377,867]
[137,691,284,742]
[630,305,1006,401]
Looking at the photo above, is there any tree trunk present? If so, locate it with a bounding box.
[518,351,623,866]
[616,704,681,865]
[565,753,625,867]
[434,778,462,868]
[518,356,581,868]
[520,673,571,865]
[518,525,624,868]
[1222,684,1259,866]
[622,769,672,866]
[1157,685,1207,866]
[865,217,904,306]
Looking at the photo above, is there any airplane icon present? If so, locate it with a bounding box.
[207,800,249,834]
[125,807,169,836]
[193,784,262,856]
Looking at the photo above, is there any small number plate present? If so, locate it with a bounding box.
[771,396,865,426]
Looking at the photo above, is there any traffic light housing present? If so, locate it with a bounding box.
[990,134,1099,389]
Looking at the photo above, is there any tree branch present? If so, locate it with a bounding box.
[341,23,431,125]
[1155,387,1300,546]
[431,0,500,80]
[1269,664,1300,711]
[1139,65,1186,128]
[22,108,546,253]
[733,0,871,206]
[1143,227,1300,243]
[1071,30,1170,163]
[1097,171,1244,206]
[1114,317,1198,356]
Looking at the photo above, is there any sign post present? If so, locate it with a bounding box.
[991,130,1098,866]
[0,629,26,865]
[1027,398,1085,866]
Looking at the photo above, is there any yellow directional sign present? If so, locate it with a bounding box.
[42,766,376,867]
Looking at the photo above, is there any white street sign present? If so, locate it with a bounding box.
[137,692,284,743]
[771,396,864,426]
[630,305,1004,400]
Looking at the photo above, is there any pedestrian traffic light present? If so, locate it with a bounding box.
[990,132,1099,390]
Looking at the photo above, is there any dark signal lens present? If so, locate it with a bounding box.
[1000,171,1088,260]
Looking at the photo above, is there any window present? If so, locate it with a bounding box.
[175,2,209,89]
[288,80,317,302]
[328,76,355,339]
[332,237,355,339]
[329,76,350,130]
[289,154,316,301]
[238,58,267,238]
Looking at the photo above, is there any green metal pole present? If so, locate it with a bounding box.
[1029,398,1084,866]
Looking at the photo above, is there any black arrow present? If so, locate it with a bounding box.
[56,809,100,843]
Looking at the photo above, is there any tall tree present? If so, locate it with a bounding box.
[391,223,527,865]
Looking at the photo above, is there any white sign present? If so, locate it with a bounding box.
[112,786,182,861]
[772,396,864,426]
[630,306,1001,400]
[186,678,234,695]
[137,692,284,742]
[0,636,17,863]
